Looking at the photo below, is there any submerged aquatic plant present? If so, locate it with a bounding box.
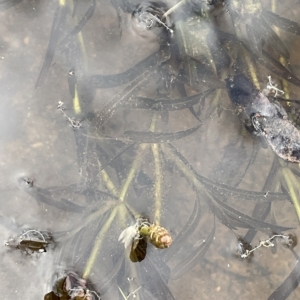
[3,0,300,299]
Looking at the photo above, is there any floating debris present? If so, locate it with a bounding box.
[133,1,173,33]
[118,221,141,249]
[57,101,82,128]
[51,271,100,300]
[235,237,253,259]
[5,229,53,254]
[239,234,296,258]
[278,233,297,249]
[119,218,172,262]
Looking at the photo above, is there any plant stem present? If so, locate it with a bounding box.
[118,113,158,202]
[281,168,300,221]
[152,142,163,224]
[82,206,118,279]
[98,159,119,197]
[118,144,149,202]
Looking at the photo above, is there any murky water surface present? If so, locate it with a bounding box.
[1,0,300,299]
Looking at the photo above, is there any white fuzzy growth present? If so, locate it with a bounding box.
[118,224,139,249]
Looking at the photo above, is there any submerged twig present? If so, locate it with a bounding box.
[162,0,187,18]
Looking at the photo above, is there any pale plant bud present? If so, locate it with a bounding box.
[143,224,172,249]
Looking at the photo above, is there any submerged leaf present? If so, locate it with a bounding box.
[164,191,201,262]
[171,219,215,279]
[128,90,214,111]
[18,181,85,213]
[246,23,264,57]
[267,259,300,300]
[124,125,201,143]
[60,0,96,46]
[261,50,300,88]
[91,71,152,128]
[211,195,293,233]
[262,10,300,36]
[259,16,290,59]
[88,49,169,89]
[35,5,68,88]
[166,143,289,202]
[139,257,175,300]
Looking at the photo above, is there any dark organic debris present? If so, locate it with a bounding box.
[51,271,100,300]
[5,229,54,254]
[130,237,148,263]
[226,74,300,163]
[278,233,298,249]
[235,237,253,259]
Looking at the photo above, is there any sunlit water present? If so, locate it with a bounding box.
[1,0,300,299]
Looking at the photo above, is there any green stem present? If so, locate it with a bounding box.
[98,159,119,197]
[83,206,118,279]
[118,144,149,202]
[139,225,151,237]
[152,143,163,224]
[281,168,300,221]
[118,113,158,202]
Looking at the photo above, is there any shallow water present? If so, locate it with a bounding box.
[1,0,300,299]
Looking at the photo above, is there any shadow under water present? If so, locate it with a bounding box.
[1,0,300,299]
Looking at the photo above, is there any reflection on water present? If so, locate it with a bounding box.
[1,0,300,299]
